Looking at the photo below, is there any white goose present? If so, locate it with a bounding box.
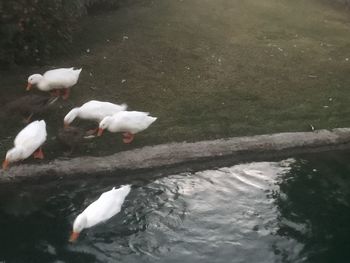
[27,67,82,100]
[69,185,131,242]
[97,111,157,143]
[2,120,47,170]
[63,100,127,133]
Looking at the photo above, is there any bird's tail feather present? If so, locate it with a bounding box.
[120,103,128,111]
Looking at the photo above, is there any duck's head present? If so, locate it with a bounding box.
[2,147,24,170]
[97,116,112,136]
[64,108,79,128]
[27,74,43,91]
[69,213,87,242]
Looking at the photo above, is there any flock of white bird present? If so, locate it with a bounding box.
[2,67,159,242]
[3,67,157,170]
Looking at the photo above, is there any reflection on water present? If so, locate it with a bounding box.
[0,152,349,262]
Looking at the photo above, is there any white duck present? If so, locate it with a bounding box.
[27,67,82,100]
[97,111,157,143]
[69,185,131,242]
[63,100,127,133]
[2,120,47,170]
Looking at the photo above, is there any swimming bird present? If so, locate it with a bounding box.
[2,120,47,170]
[63,100,127,134]
[3,94,58,123]
[69,185,131,242]
[97,111,157,143]
[26,67,82,99]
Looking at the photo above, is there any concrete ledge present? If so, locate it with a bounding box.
[1,128,350,183]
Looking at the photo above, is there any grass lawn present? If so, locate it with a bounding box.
[1,0,350,160]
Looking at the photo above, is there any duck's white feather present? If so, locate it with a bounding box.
[106,111,157,134]
[38,68,82,91]
[13,120,47,159]
[79,101,127,122]
[80,185,131,228]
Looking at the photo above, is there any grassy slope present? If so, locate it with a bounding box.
[1,0,350,160]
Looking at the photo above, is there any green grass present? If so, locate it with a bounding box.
[1,0,350,160]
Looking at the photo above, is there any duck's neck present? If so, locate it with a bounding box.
[37,77,49,90]
[73,213,88,232]
[64,108,80,125]
[6,146,25,162]
[105,117,118,132]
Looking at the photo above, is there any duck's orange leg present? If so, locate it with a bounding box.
[122,132,135,144]
[33,147,44,159]
[62,88,70,100]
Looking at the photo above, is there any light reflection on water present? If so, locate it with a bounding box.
[0,158,295,262]
[0,153,350,262]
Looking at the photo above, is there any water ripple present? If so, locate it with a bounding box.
[2,156,349,262]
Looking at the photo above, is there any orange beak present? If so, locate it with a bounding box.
[26,82,32,91]
[69,231,80,242]
[64,122,69,129]
[2,159,9,170]
[97,128,104,136]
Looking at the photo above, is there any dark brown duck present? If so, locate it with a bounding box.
[3,94,58,123]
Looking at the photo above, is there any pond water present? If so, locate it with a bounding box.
[0,151,349,262]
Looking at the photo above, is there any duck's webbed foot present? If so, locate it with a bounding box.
[62,88,70,100]
[33,147,44,159]
[122,132,134,144]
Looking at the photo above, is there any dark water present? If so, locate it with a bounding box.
[0,151,349,262]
